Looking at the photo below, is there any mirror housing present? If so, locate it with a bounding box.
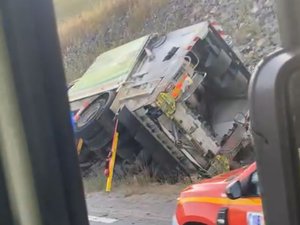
[250,49,300,225]
[226,181,242,199]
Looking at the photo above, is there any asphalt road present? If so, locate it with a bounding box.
[86,191,178,225]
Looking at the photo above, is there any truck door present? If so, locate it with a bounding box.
[228,171,262,225]
[217,170,263,225]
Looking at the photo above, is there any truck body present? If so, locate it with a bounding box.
[69,22,254,178]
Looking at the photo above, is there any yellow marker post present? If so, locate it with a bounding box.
[76,138,84,155]
[106,120,119,192]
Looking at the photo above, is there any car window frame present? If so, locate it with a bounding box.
[246,171,260,197]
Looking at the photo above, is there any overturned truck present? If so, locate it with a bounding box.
[69,22,254,179]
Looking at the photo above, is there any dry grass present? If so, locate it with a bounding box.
[83,174,188,196]
[234,21,261,45]
[83,162,157,194]
[58,0,167,53]
[56,0,168,81]
[115,177,188,197]
[232,1,261,45]
[83,162,191,196]
[83,174,107,193]
[54,0,99,22]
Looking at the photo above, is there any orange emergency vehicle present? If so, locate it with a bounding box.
[173,163,263,225]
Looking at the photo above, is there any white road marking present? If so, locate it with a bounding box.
[88,215,118,224]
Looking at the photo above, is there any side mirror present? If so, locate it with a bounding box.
[226,181,242,199]
[250,49,300,225]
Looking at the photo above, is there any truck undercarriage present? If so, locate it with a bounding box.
[69,22,254,180]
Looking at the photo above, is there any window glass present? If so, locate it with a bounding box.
[249,172,260,196]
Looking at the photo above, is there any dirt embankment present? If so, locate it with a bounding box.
[60,0,279,82]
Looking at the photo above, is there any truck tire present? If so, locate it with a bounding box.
[78,144,92,163]
[75,91,115,140]
[116,135,141,161]
[117,144,140,162]
[84,130,111,151]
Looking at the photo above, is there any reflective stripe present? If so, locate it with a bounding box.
[179,197,261,206]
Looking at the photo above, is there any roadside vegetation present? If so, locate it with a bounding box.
[55,0,278,83]
[83,172,188,196]
[82,161,191,194]
[54,0,99,22]
[56,0,278,194]
[55,0,168,82]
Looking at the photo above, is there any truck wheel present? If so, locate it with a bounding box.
[78,144,91,163]
[84,130,111,151]
[117,143,140,162]
[75,91,115,140]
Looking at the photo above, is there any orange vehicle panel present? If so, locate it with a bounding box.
[175,163,263,225]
